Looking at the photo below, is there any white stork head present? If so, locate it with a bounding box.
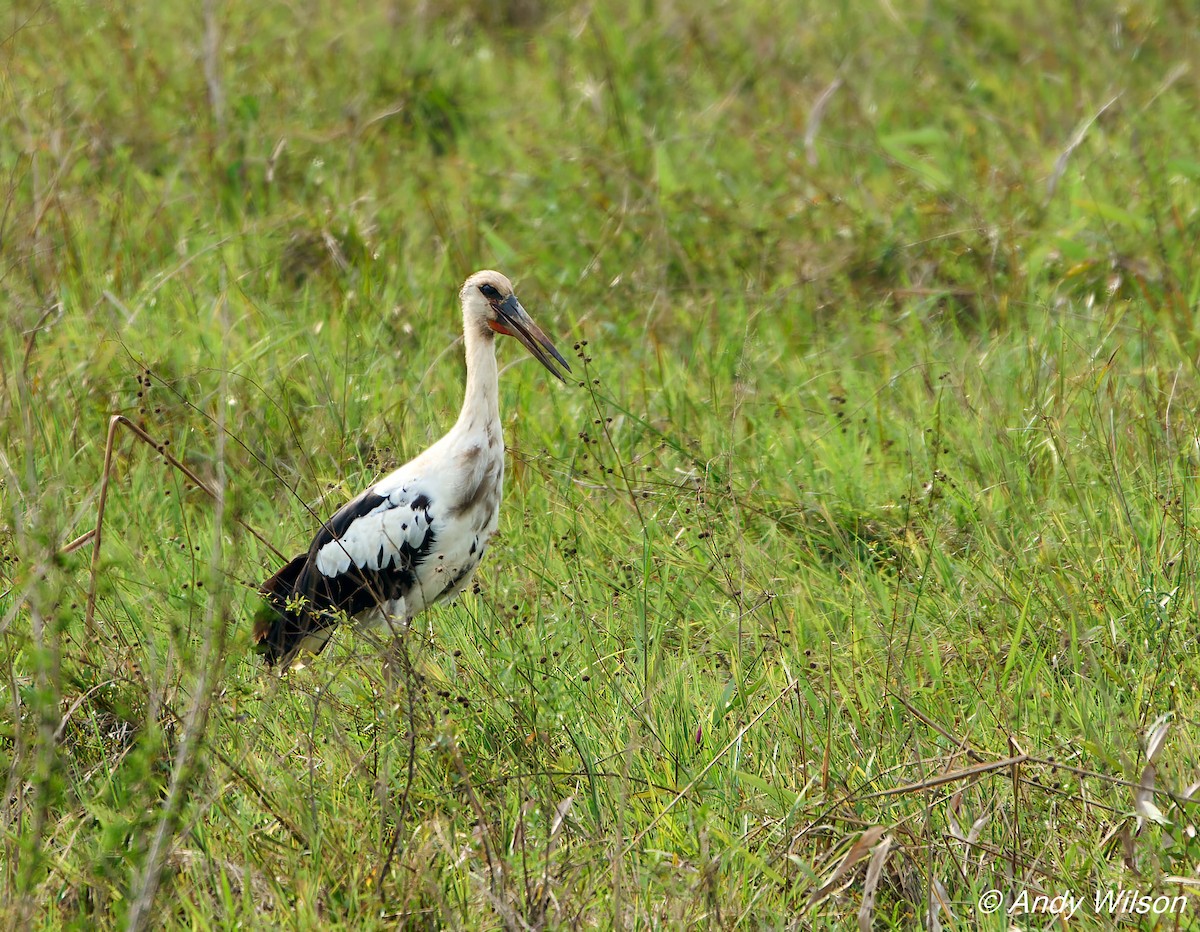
[460,270,572,383]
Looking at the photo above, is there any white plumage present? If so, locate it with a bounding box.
[312,484,432,577]
[254,270,570,668]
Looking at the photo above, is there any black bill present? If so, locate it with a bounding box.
[497,293,572,383]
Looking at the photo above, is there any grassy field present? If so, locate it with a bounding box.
[3,0,1200,927]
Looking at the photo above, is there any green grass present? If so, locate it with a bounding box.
[3,0,1200,927]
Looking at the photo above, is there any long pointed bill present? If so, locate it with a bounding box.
[491,294,572,383]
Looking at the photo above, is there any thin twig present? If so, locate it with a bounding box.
[853,755,1029,802]
[446,735,501,895]
[125,291,231,931]
[202,0,225,140]
[624,678,798,854]
[805,77,843,167]
[84,415,123,637]
[375,635,422,896]
[893,693,986,762]
[1045,94,1121,201]
[80,414,286,633]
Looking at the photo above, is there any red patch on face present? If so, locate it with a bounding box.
[487,320,512,336]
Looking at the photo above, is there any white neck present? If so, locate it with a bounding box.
[455,319,500,434]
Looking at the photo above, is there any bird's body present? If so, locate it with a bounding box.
[254,271,569,668]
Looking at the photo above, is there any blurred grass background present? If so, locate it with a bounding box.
[2,0,1199,927]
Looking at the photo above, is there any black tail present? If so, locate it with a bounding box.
[253,554,322,668]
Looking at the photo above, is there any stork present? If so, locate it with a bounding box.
[253,270,571,668]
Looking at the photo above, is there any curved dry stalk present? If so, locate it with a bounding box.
[79,414,285,636]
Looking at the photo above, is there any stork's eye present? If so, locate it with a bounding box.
[479,283,502,300]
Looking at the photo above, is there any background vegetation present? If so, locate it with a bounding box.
[3,0,1199,927]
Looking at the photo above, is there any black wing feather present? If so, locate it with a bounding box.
[254,489,436,667]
